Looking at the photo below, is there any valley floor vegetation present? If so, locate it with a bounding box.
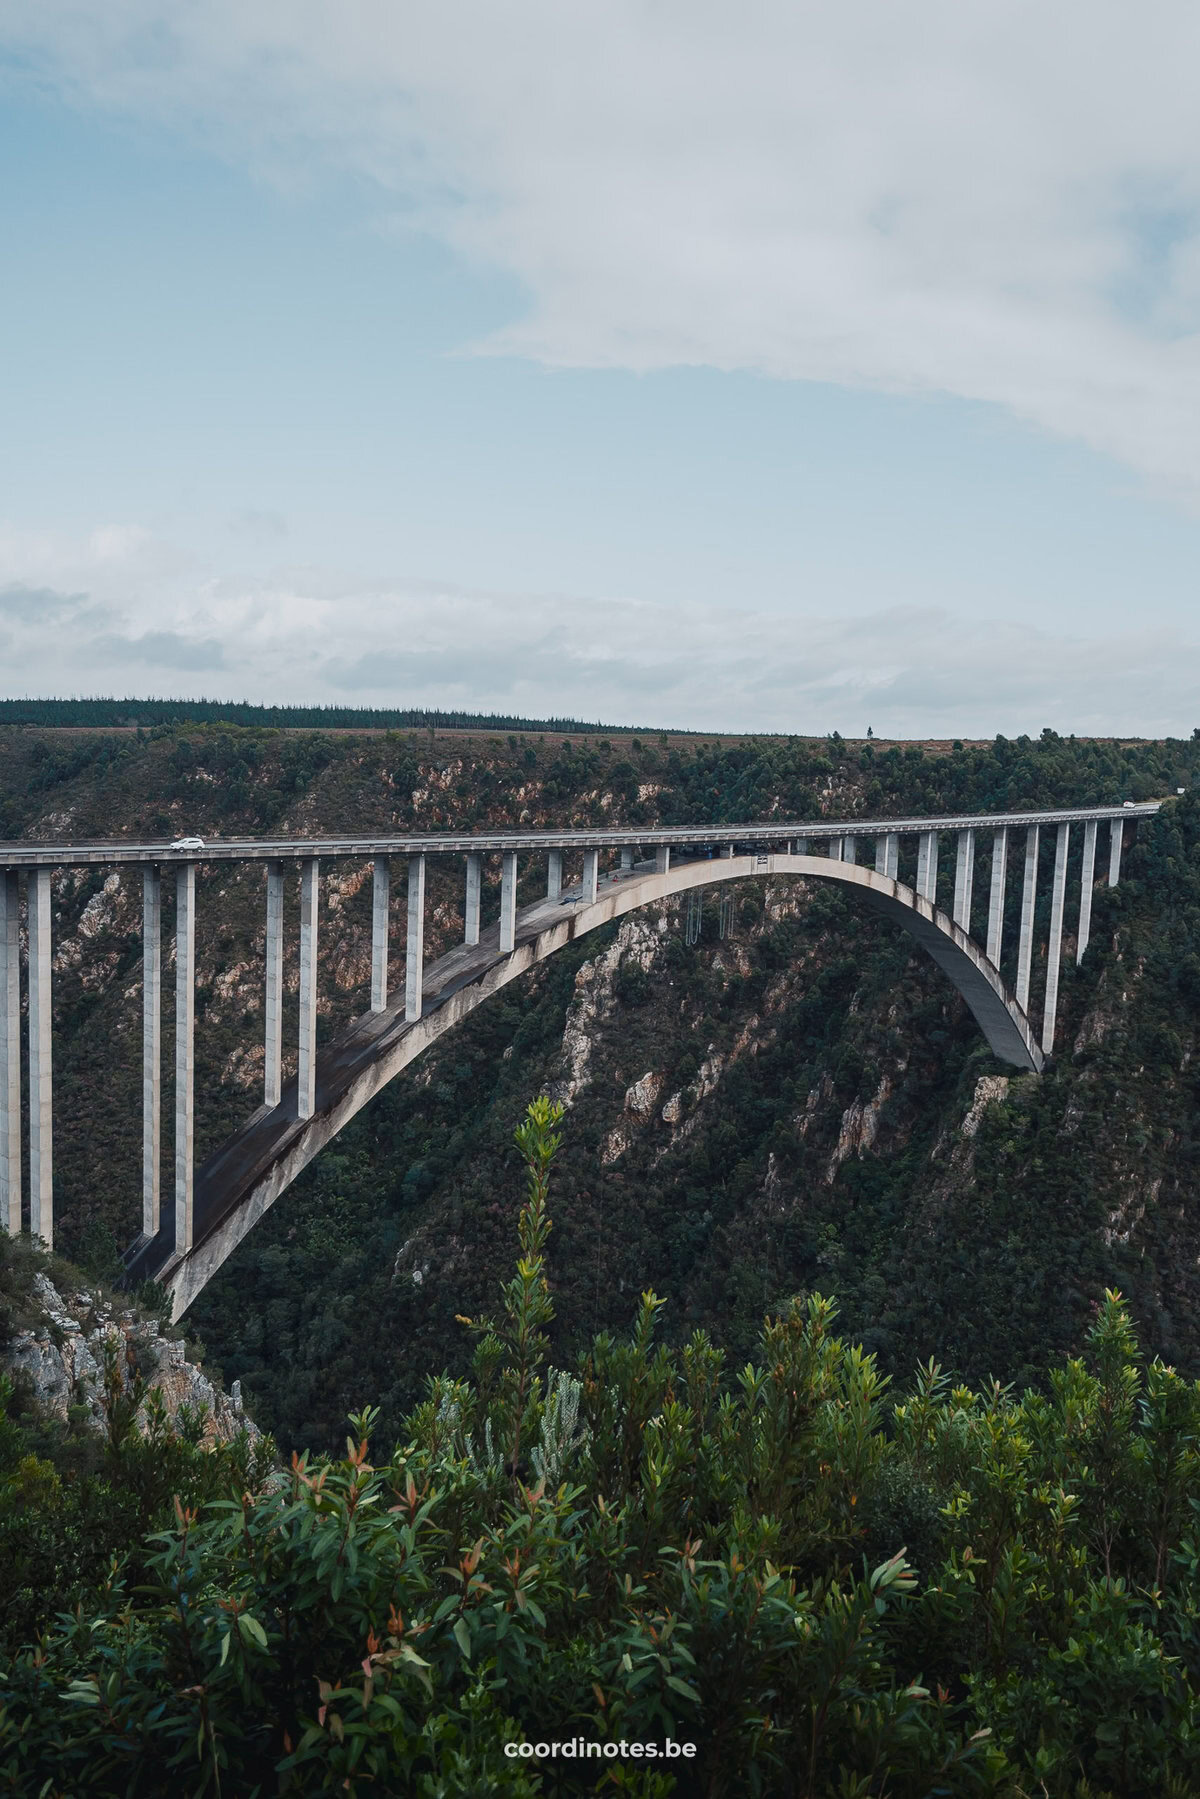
[5,1099,1200,1796]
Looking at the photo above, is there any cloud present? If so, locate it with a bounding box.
[0,529,1195,737]
[0,584,90,622]
[91,630,227,670]
[7,2,1200,496]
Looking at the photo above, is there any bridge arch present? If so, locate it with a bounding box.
[149,850,1040,1319]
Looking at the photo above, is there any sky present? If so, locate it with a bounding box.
[2,1,1200,737]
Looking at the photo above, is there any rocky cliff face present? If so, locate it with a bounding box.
[5,1272,258,1446]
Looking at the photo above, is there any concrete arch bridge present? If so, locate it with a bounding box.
[0,802,1158,1317]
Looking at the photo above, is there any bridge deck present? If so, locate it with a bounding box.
[2,802,1161,869]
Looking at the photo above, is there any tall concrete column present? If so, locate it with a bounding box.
[27,868,53,1247]
[298,858,319,1120]
[916,831,938,902]
[174,863,195,1255]
[1108,818,1124,887]
[723,843,736,858]
[142,867,161,1238]
[620,846,633,872]
[406,855,426,1022]
[794,837,808,856]
[371,857,390,1011]
[582,848,599,904]
[986,827,1009,966]
[465,852,482,945]
[875,833,899,879]
[0,870,20,1236]
[656,846,671,874]
[264,861,284,1107]
[547,849,563,899]
[499,851,517,953]
[1041,823,1070,1055]
[1077,820,1098,964]
[843,835,857,864]
[1015,826,1040,1012]
[829,836,843,861]
[953,830,975,931]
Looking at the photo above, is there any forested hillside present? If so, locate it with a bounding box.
[1,721,1198,1455]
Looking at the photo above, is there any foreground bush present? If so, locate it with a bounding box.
[4,1100,1200,1795]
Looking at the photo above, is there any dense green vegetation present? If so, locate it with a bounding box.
[0,1235,273,1664]
[6,1103,1200,1795]
[0,698,662,733]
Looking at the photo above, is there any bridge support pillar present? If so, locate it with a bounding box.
[723,843,736,858]
[1016,826,1040,1012]
[620,846,633,872]
[465,853,482,945]
[953,830,975,930]
[875,833,898,879]
[547,849,563,899]
[298,859,319,1120]
[842,835,857,864]
[174,864,195,1254]
[499,851,517,952]
[916,831,938,902]
[829,836,843,860]
[264,862,284,1107]
[656,846,671,874]
[987,827,1009,965]
[142,868,161,1238]
[1,871,19,1235]
[27,867,53,1247]
[406,855,426,1021]
[1042,823,1069,1055]
[582,848,599,904]
[1077,820,1097,963]
[371,857,390,1011]
[1108,818,1124,887]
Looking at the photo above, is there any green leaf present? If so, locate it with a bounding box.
[453,1616,472,1662]
[666,1676,701,1703]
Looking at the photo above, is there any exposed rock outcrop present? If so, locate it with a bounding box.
[4,1273,259,1446]
[555,915,664,1106]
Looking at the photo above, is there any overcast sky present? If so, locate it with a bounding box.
[2,1,1200,735]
